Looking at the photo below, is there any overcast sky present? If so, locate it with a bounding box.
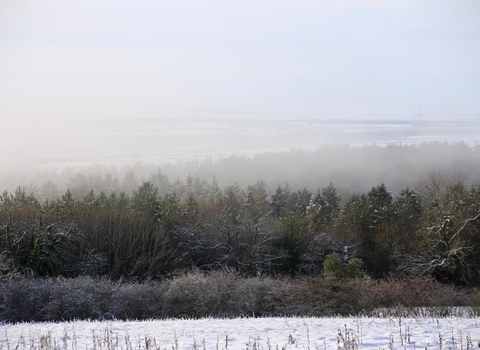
[1,0,479,117]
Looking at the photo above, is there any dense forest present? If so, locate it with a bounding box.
[2,142,480,284]
[1,142,480,321]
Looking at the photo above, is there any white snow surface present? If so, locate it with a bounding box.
[1,317,479,349]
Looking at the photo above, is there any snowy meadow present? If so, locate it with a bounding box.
[2,316,480,350]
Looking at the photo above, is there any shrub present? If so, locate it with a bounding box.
[163,268,237,318]
[323,253,365,281]
[41,276,115,321]
[232,276,287,317]
[110,281,167,320]
[369,275,467,309]
[0,278,53,322]
[280,276,374,316]
[0,273,476,323]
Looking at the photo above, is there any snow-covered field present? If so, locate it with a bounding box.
[2,317,479,350]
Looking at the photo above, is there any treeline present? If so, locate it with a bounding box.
[3,141,480,198]
[1,167,480,286]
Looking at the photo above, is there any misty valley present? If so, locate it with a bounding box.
[2,2,480,346]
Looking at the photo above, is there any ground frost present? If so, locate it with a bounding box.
[0,317,479,350]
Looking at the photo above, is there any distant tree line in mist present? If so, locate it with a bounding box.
[1,142,480,286]
[3,141,480,199]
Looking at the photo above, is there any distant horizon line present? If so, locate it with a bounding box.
[1,104,478,120]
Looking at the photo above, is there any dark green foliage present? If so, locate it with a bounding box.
[270,184,291,218]
[1,187,40,210]
[322,253,364,281]
[393,187,422,247]
[246,180,268,214]
[308,182,340,231]
[273,213,314,275]
[339,184,396,278]
[131,181,161,217]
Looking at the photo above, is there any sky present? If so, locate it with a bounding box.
[1,0,480,117]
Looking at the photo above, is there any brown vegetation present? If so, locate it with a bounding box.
[0,271,478,323]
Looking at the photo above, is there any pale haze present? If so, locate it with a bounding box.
[1,0,480,170]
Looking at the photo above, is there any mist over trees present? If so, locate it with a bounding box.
[1,142,480,286]
[2,142,480,198]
